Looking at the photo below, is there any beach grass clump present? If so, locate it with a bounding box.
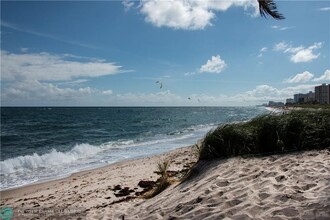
[145,161,171,198]
[198,109,330,160]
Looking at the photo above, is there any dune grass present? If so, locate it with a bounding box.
[198,109,330,160]
[144,161,171,198]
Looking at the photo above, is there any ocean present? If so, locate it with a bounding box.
[0,107,268,190]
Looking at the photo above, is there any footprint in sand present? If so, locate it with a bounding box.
[226,199,242,207]
[301,183,317,191]
[275,194,291,202]
[262,171,278,178]
[258,192,271,200]
[272,207,299,217]
[216,180,230,187]
[275,175,286,182]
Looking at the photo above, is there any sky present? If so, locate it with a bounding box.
[1,0,329,106]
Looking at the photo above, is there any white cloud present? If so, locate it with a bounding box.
[258,47,268,58]
[273,42,322,63]
[200,55,227,73]
[20,48,29,53]
[57,79,89,86]
[1,80,119,106]
[319,7,330,11]
[0,50,132,105]
[271,25,294,31]
[140,0,214,30]
[138,0,258,30]
[273,41,289,51]
[102,90,113,95]
[122,0,135,11]
[2,80,94,102]
[290,43,322,63]
[1,50,128,81]
[260,47,268,53]
[284,71,314,83]
[313,69,330,82]
[245,85,280,97]
[239,84,317,103]
[184,72,196,76]
[2,81,321,106]
[112,90,184,106]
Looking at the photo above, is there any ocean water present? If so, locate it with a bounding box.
[0,107,267,190]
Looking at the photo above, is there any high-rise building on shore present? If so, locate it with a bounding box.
[285,83,330,105]
[315,84,330,104]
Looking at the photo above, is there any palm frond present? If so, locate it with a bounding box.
[258,0,285,20]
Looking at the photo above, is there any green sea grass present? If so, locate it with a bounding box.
[198,110,330,160]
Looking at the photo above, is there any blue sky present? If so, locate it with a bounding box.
[1,0,329,106]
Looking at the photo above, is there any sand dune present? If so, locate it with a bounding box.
[1,147,329,219]
[109,149,330,220]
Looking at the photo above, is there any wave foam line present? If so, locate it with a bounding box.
[0,143,101,174]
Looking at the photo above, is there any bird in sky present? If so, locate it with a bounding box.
[156,81,163,89]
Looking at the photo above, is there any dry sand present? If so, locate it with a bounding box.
[1,147,329,220]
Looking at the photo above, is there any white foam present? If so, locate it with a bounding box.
[0,143,101,174]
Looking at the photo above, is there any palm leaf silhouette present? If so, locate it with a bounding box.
[258,0,285,20]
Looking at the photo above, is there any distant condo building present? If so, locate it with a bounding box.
[285,83,330,105]
[286,98,294,104]
[293,91,315,104]
[315,83,330,104]
[268,101,284,107]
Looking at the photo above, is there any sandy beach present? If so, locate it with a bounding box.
[1,146,197,219]
[1,146,330,219]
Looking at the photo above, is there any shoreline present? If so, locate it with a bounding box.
[1,145,195,197]
[1,145,197,218]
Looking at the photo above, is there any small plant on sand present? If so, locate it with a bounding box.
[193,143,203,159]
[145,161,171,198]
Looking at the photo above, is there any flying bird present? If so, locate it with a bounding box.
[156,81,163,89]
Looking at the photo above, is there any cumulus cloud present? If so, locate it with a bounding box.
[168,84,318,106]
[290,43,322,63]
[2,80,94,102]
[1,50,128,82]
[245,85,280,97]
[0,50,131,105]
[284,71,314,83]
[273,41,322,63]
[135,0,258,30]
[200,55,227,73]
[1,79,119,106]
[313,69,330,82]
[237,83,317,103]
